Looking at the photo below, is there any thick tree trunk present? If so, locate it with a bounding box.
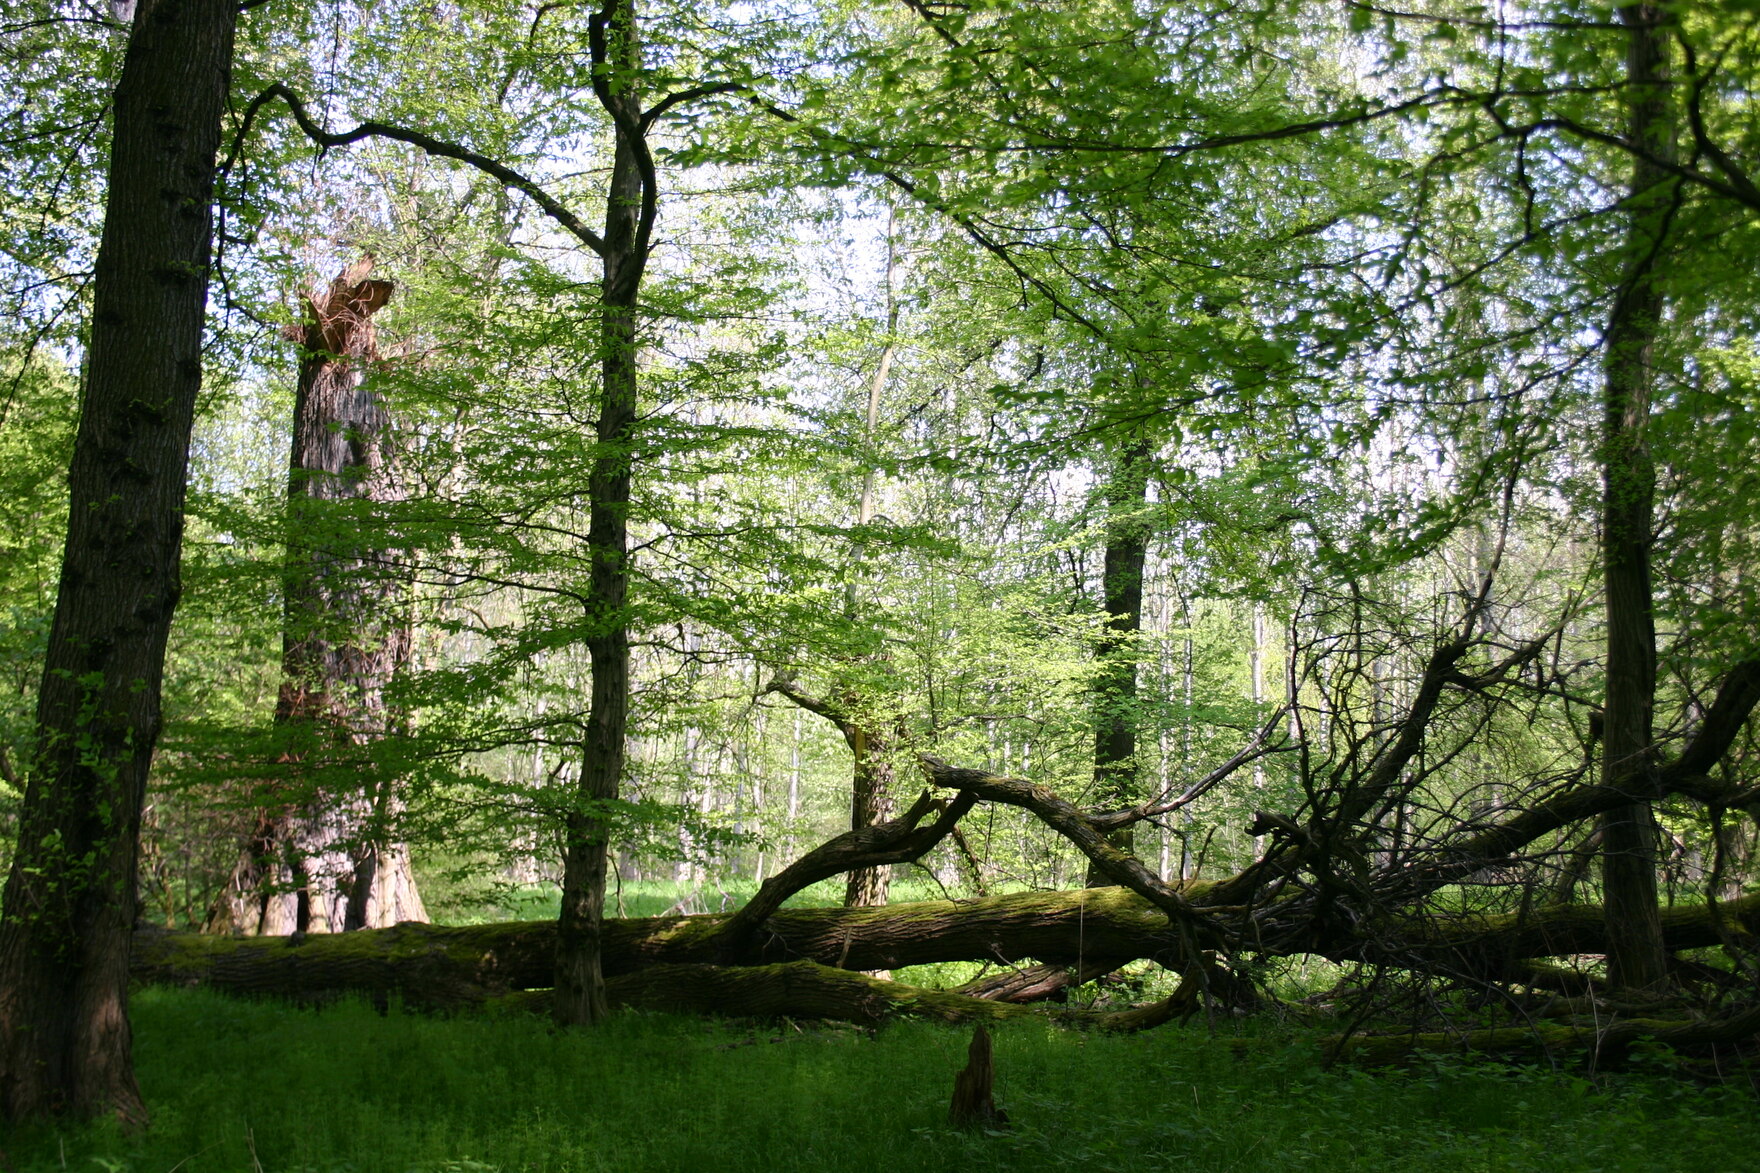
[1088,440,1151,883]
[0,0,237,1124]
[844,724,899,907]
[1598,1,1673,994]
[209,259,426,936]
[129,888,1760,1009]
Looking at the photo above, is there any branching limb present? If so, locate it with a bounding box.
[1091,706,1291,830]
[917,756,1213,941]
[710,788,980,960]
[231,84,608,256]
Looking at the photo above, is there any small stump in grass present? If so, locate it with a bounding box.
[949,1023,1009,1129]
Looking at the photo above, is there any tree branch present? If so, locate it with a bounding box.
[233,83,609,257]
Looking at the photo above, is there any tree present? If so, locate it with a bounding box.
[1596,1,1674,994]
[0,0,237,1123]
[12,0,1760,1082]
[207,256,427,936]
[1088,438,1152,880]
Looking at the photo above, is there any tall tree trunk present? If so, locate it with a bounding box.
[1598,1,1673,994]
[554,0,646,1026]
[1088,441,1151,884]
[208,259,426,936]
[0,0,236,1123]
[840,214,901,909]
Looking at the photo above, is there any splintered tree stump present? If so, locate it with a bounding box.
[949,1023,1008,1129]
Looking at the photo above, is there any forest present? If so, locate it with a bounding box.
[2,0,1760,1160]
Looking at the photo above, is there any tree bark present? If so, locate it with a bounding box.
[1598,1,1674,994]
[1089,441,1152,883]
[129,888,1760,1009]
[554,0,648,1027]
[208,258,426,936]
[0,0,237,1124]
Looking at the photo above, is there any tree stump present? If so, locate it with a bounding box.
[948,1023,1009,1129]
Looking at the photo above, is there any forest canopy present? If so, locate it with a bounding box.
[2,0,1759,1123]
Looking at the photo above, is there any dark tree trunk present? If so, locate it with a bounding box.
[0,0,237,1124]
[948,1024,1006,1128]
[208,258,426,936]
[1088,441,1151,884]
[554,0,647,1027]
[1598,1,1673,994]
[844,720,900,907]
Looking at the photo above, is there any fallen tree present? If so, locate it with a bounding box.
[134,605,1760,1063]
[132,887,1760,1010]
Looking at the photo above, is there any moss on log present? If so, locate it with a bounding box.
[608,961,1045,1024]
[1328,1001,1760,1066]
[1388,893,1760,969]
[132,887,1187,1005]
[130,889,1760,1012]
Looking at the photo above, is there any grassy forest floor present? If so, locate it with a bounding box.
[6,986,1757,1173]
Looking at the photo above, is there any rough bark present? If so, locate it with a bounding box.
[1598,1,1675,994]
[949,1024,1007,1128]
[208,258,425,937]
[845,728,900,908]
[957,958,1129,1003]
[605,962,1042,1026]
[0,0,237,1124]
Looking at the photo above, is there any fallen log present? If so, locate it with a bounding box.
[130,889,1760,1011]
[1378,894,1760,973]
[131,887,1190,1007]
[1328,1001,1760,1067]
[484,960,1188,1028]
[608,962,1044,1025]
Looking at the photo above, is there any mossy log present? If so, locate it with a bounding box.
[131,887,1183,1008]
[480,961,1159,1029]
[130,889,1760,1011]
[608,962,1045,1024]
[1389,894,1760,971]
[1328,1001,1760,1066]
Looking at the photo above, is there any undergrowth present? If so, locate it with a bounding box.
[5,988,1756,1172]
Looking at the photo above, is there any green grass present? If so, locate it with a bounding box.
[6,988,1756,1172]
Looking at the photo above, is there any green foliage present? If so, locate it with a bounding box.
[6,989,1757,1172]
[0,353,76,869]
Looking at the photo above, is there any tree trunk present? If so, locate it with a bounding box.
[554,0,647,1027]
[208,259,426,936]
[1598,1,1673,995]
[844,723,899,907]
[0,0,237,1124]
[842,214,902,909]
[1088,441,1151,884]
[129,888,1760,1009]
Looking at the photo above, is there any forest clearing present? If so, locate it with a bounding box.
[2,0,1760,1161]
